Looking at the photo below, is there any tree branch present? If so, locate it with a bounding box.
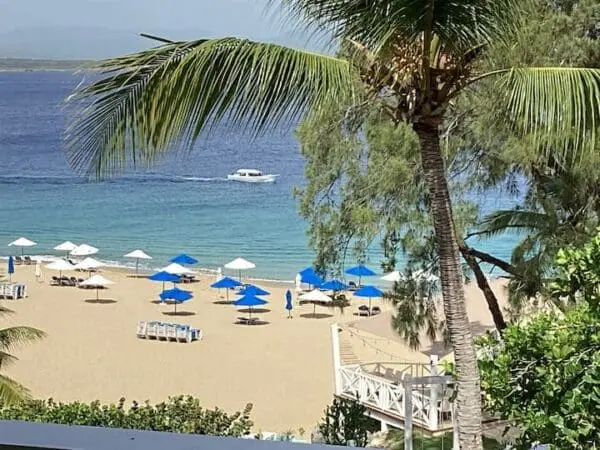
[461,246,521,278]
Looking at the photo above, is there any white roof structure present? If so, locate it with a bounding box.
[71,244,99,256]
[381,271,402,282]
[46,260,75,271]
[8,237,37,247]
[79,275,114,287]
[161,263,195,275]
[124,249,152,259]
[224,257,256,270]
[74,257,104,271]
[54,241,77,252]
[299,289,332,303]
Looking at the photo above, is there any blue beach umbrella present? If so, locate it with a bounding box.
[345,264,377,287]
[233,293,268,321]
[320,279,348,292]
[7,256,14,282]
[160,287,193,314]
[210,276,242,301]
[298,267,323,288]
[285,289,293,318]
[354,285,384,314]
[170,254,198,265]
[148,271,181,293]
[239,284,270,296]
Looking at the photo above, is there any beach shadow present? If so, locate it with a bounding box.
[234,319,270,326]
[150,300,167,305]
[127,274,149,279]
[84,299,117,304]
[239,308,271,314]
[213,300,235,305]
[300,313,334,319]
[162,311,196,317]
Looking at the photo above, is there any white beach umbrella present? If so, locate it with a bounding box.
[46,259,75,278]
[299,288,333,315]
[381,271,402,282]
[295,273,302,292]
[35,260,42,280]
[74,257,104,278]
[54,241,77,252]
[70,244,99,257]
[161,263,195,275]
[224,257,256,281]
[74,257,104,271]
[124,249,152,275]
[8,237,37,256]
[79,274,114,302]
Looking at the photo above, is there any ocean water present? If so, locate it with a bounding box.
[0,71,518,280]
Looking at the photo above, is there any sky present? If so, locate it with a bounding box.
[0,0,316,59]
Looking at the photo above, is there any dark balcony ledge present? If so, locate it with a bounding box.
[0,420,346,450]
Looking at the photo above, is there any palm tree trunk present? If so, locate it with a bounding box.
[414,121,483,449]
[459,247,507,332]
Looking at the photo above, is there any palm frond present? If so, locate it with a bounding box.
[0,327,46,352]
[276,0,524,51]
[475,209,551,239]
[497,68,600,160]
[0,374,31,405]
[65,38,351,178]
[0,351,17,369]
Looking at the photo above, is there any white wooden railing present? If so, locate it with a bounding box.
[331,324,453,432]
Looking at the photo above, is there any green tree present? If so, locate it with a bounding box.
[0,396,253,437]
[0,306,45,404]
[478,229,600,449]
[64,1,600,446]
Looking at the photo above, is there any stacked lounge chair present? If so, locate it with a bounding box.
[137,321,201,343]
[0,283,27,299]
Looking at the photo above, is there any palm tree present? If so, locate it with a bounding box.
[0,306,45,404]
[64,2,600,447]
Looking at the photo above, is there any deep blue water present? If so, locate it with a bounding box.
[0,71,517,280]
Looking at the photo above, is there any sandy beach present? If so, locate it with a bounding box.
[1,264,507,434]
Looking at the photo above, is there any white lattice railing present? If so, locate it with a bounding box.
[338,364,452,431]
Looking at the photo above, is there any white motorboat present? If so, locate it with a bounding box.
[227,169,279,183]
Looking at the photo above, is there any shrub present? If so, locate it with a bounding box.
[0,395,253,437]
[318,397,378,447]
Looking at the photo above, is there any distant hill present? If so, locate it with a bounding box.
[0,57,93,71]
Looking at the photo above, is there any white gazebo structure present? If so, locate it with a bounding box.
[299,288,332,315]
[79,275,114,302]
[70,244,99,257]
[46,259,75,278]
[8,237,37,256]
[124,249,152,275]
[224,257,256,281]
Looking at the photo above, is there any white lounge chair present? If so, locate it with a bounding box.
[166,324,177,341]
[146,322,158,339]
[157,323,167,340]
[136,321,147,338]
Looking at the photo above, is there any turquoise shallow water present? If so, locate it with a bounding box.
[0,71,518,281]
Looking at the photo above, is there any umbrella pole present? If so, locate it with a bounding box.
[313,303,316,315]
[136,259,139,275]
[226,289,229,302]
[369,297,372,315]
[96,288,99,302]
[249,306,252,321]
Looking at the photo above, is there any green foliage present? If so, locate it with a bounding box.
[383,430,502,450]
[0,396,253,437]
[318,397,376,447]
[479,230,600,448]
[0,306,45,405]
